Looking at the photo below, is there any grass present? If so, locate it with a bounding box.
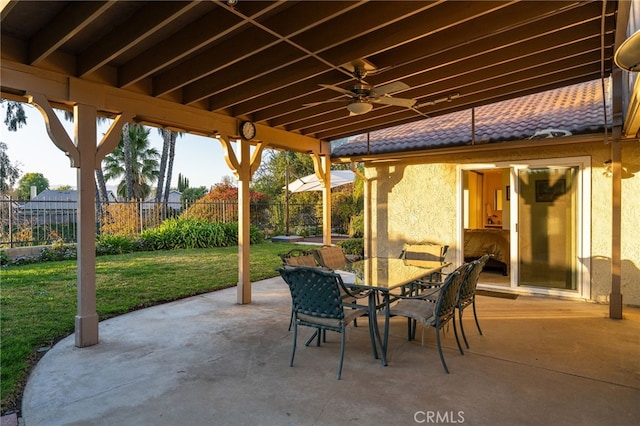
[0,241,301,414]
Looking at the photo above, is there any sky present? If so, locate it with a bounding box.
[1,103,239,191]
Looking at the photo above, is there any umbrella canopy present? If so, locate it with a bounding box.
[286,170,355,193]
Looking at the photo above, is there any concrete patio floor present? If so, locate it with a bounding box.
[22,277,640,426]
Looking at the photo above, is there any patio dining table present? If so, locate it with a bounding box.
[337,257,451,366]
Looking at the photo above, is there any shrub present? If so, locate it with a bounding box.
[348,213,364,238]
[337,238,364,257]
[96,234,145,255]
[100,203,140,236]
[38,239,77,261]
[140,218,263,250]
[2,219,264,265]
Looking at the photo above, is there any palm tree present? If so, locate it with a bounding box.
[155,129,180,213]
[103,124,159,200]
[163,131,178,206]
[155,128,170,204]
[59,110,112,209]
[122,122,134,200]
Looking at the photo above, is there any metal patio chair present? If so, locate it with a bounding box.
[389,266,467,373]
[456,254,491,349]
[278,266,377,379]
[313,245,359,270]
[278,248,319,267]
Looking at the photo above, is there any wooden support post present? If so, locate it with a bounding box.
[220,135,265,304]
[312,154,332,245]
[28,94,132,346]
[74,103,100,346]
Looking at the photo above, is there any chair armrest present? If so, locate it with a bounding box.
[338,279,373,301]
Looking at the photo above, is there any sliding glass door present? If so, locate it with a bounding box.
[517,166,578,290]
[459,157,589,297]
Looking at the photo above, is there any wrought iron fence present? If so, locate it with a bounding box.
[0,197,340,248]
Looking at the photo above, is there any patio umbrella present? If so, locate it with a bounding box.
[286,170,355,193]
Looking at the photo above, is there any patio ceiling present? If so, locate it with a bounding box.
[0,0,625,146]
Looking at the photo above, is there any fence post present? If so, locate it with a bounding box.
[139,200,143,233]
[9,197,14,248]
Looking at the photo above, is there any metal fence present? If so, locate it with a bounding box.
[0,197,341,248]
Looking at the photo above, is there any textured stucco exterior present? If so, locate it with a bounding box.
[365,138,640,306]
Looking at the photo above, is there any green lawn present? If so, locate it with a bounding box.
[0,242,300,414]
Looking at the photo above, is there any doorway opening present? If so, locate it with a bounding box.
[462,168,511,286]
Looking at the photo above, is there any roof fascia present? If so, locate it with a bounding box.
[331,133,614,165]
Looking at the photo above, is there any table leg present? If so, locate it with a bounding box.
[382,292,390,363]
[368,292,386,366]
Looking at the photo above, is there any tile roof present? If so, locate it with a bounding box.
[331,79,612,157]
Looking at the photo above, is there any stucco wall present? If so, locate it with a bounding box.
[366,139,640,306]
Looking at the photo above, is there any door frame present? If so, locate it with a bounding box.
[457,156,591,299]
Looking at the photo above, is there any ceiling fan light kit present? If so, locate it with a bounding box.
[347,100,374,115]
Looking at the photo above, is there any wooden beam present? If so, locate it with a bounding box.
[29,1,117,65]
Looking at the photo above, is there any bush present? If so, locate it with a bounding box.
[0,250,9,266]
[348,213,364,237]
[101,203,140,236]
[2,240,78,266]
[38,239,77,262]
[2,220,264,266]
[140,218,263,250]
[96,234,146,255]
[337,238,364,257]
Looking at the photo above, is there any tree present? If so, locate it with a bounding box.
[162,131,178,207]
[16,172,49,200]
[103,124,159,200]
[0,141,22,194]
[56,184,73,190]
[180,186,207,204]
[251,150,315,200]
[1,100,27,131]
[155,129,170,203]
[181,181,268,222]
[122,123,134,200]
[177,173,189,192]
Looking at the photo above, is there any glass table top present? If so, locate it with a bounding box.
[337,257,449,291]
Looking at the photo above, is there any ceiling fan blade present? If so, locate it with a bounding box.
[371,96,417,108]
[370,81,410,96]
[319,84,354,96]
[303,99,350,107]
[415,93,461,108]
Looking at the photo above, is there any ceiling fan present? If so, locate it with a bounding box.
[305,60,418,116]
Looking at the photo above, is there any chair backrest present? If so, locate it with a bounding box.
[458,255,490,309]
[314,245,349,270]
[400,243,449,262]
[278,266,345,327]
[434,263,470,327]
[278,249,318,267]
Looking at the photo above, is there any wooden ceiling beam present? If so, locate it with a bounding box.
[118,4,240,88]
[78,1,200,77]
[29,1,117,66]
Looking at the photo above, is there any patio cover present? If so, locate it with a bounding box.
[0,0,636,346]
